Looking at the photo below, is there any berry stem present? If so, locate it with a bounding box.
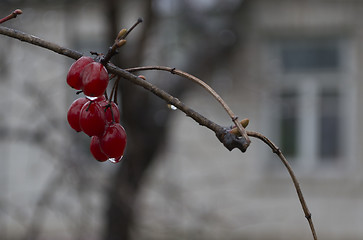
[104,91,109,101]
[0,9,22,24]
[113,77,119,105]
[104,103,115,123]
[85,101,93,111]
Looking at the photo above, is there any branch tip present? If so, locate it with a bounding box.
[0,9,23,24]
[14,9,23,15]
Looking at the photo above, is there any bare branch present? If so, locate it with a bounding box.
[247,131,318,240]
[0,24,317,239]
[0,25,249,152]
[0,26,83,59]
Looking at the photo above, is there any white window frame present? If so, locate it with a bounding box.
[260,37,357,179]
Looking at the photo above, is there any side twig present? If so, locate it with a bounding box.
[247,131,318,240]
[101,17,143,65]
[0,9,22,24]
[126,66,251,148]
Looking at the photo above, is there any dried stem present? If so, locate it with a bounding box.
[126,66,251,148]
[247,131,318,240]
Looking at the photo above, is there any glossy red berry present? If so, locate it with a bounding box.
[98,99,120,124]
[90,136,108,162]
[80,62,109,97]
[66,56,94,90]
[79,101,107,137]
[67,97,89,132]
[100,123,127,158]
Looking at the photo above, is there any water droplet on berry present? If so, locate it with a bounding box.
[167,104,177,110]
[86,96,98,101]
[108,156,123,164]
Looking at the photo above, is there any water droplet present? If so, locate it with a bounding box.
[167,104,177,110]
[86,96,98,101]
[108,156,123,164]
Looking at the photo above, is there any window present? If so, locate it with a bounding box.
[318,89,340,160]
[281,40,339,72]
[264,37,354,172]
[279,90,298,158]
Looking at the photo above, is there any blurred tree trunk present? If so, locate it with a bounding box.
[102,0,250,239]
[103,0,167,239]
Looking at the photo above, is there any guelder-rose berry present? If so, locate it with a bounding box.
[98,99,120,124]
[66,56,94,90]
[80,62,109,97]
[67,97,89,132]
[100,123,127,158]
[90,136,108,162]
[79,101,107,137]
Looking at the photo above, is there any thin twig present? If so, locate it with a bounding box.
[101,18,143,65]
[247,131,318,240]
[0,9,22,24]
[126,66,251,147]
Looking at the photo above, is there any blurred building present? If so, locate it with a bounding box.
[134,1,363,240]
[1,0,363,240]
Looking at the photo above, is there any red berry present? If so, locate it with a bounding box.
[67,97,89,132]
[90,136,108,162]
[80,62,109,97]
[66,56,94,90]
[98,99,120,124]
[100,123,127,158]
[79,101,107,137]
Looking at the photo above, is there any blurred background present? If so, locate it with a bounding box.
[1,0,363,239]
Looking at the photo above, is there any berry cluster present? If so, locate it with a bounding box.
[66,56,126,163]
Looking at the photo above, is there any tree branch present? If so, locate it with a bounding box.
[126,66,251,146]
[247,131,318,240]
[0,25,249,152]
[0,24,317,239]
